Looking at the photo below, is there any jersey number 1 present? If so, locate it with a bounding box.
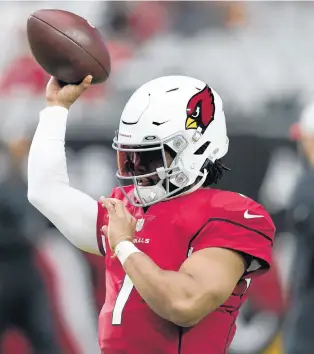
[112,275,134,325]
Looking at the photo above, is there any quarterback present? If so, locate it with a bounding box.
[28,75,275,354]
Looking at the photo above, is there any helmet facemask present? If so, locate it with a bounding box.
[112,133,206,207]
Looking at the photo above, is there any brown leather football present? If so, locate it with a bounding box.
[27,9,111,84]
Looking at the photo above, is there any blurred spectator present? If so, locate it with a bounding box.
[0,29,48,96]
[283,103,314,354]
[223,3,247,28]
[128,2,169,43]
[106,1,169,44]
[166,2,245,36]
[0,139,60,354]
[0,56,48,95]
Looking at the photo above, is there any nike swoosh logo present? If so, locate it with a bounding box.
[244,210,264,219]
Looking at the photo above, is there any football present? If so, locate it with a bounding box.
[27,9,111,84]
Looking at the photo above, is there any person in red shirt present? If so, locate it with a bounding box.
[28,75,275,354]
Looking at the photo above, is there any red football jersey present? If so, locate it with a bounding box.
[96,187,275,354]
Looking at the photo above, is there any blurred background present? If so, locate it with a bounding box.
[0,1,312,353]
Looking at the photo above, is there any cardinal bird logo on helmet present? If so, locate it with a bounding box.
[185,86,215,132]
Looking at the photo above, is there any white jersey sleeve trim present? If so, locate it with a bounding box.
[28,106,103,255]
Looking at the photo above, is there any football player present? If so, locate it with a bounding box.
[28,75,275,354]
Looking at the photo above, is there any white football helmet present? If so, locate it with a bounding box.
[112,76,229,207]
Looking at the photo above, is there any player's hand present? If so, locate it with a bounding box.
[100,197,137,252]
[46,75,93,110]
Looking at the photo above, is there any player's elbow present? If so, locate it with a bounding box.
[169,301,204,327]
[27,183,46,209]
[172,315,202,328]
[169,293,222,327]
[28,171,42,206]
[27,170,50,208]
[168,300,209,328]
[27,187,40,207]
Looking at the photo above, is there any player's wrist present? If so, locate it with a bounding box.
[43,104,69,114]
[114,240,142,266]
[46,101,70,110]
